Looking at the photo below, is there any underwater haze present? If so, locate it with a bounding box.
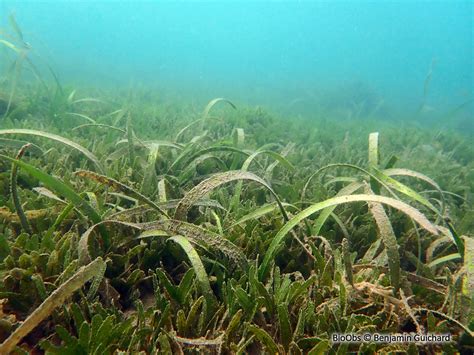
[0,0,472,124]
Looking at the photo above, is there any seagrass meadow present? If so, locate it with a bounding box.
[0,5,473,355]
[0,86,472,353]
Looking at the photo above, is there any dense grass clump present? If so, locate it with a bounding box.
[0,84,472,354]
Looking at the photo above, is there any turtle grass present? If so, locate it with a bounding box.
[0,87,472,354]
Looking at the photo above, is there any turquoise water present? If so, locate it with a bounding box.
[0,3,473,353]
[0,1,472,125]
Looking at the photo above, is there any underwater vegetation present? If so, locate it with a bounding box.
[0,14,473,355]
[0,90,472,354]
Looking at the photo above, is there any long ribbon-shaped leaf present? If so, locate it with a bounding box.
[168,235,216,318]
[259,194,438,280]
[0,129,103,172]
[0,257,105,354]
[175,170,288,222]
[0,155,109,248]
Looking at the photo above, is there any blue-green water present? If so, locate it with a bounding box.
[1,3,473,353]
[0,1,472,125]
